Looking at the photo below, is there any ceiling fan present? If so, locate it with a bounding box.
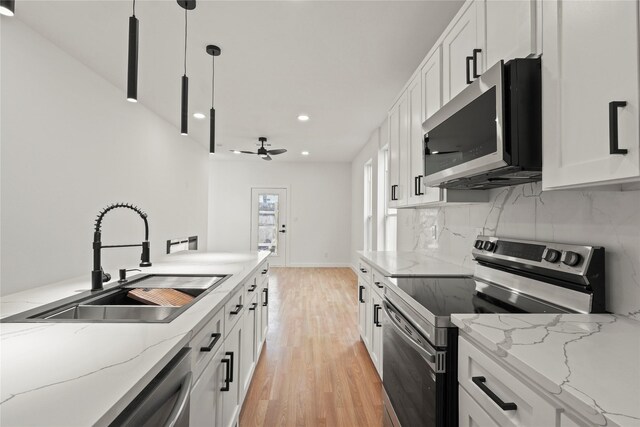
[232,137,287,161]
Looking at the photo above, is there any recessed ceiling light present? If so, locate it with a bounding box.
[301,151,310,156]
[297,114,310,122]
[193,112,206,119]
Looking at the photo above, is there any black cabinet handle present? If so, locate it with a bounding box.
[358,285,365,303]
[414,176,419,196]
[227,351,234,382]
[200,332,221,352]
[248,302,258,311]
[416,175,424,196]
[374,281,383,289]
[360,268,368,274]
[466,56,473,84]
[262,288,268,306]
[373,304,382,327]
[472,376,517,411]
[472,48,482,78]
[262,269,268,274]
[609,101,628,155]
[391,184,399,201]
[220,355,231,391]
[230,304,243,315]
[248,284,257,292]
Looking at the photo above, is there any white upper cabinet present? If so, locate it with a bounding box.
[388,92,409,208]
[408,50,444,206]
[485,0,537,70]
[542,0,640,189]
[442,0,485,103]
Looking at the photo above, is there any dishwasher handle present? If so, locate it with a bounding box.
[163,371,192,427]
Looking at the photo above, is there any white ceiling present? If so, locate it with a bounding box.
[15,0,463,162]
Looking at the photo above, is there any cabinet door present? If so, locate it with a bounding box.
[543,0,640,189]
[369,290,383,378]
[190,345,226,427]
[485,0,536,69]
[357,279,371,348]
[240,293,258,402]
[459,386,500,427]
[408,49,444,206]
[221,319,242,427]
[443,0,484,103]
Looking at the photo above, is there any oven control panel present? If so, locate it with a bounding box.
[472,236,601,277]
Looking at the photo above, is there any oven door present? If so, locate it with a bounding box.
[422,59,506,187]
[382,300,446,427]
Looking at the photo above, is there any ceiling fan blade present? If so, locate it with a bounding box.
[239,151,257,154]
[267,149,287,155]
[262,154,272,161]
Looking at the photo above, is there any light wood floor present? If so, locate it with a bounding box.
[239,268,383,427]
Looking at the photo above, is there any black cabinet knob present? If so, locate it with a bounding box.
[544,249,561,263]
[562,251,582,267]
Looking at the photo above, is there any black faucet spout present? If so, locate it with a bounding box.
[91,203,152,291]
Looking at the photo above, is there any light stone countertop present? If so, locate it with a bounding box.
[357,250,473,277]
[452,313,640,427]
[0,251,270,427]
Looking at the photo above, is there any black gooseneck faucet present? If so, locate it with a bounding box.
[91,203,152,291]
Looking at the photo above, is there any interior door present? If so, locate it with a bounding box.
[250,188,288,266]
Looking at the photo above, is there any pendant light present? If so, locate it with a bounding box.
[126,0,138,102]
[206,45,221,154]
[0,0,15,16]
[177,0,195,136]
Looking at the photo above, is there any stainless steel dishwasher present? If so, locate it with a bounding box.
[110,347,192,427]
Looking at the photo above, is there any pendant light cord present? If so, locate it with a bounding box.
[132,0,136,16]
[211,56,215,106]
[183,8,188,76]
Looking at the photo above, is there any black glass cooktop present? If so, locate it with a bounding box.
[393,276,568,317]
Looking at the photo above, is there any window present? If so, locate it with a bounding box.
[363,160,373,251]
[382,146,397,250]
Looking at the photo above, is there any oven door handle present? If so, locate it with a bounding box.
[382,301,437,368]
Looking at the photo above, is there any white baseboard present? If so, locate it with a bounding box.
[283,263,352,268]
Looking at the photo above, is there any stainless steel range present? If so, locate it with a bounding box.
[381,236,605,427]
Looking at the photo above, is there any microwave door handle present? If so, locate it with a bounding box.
[382,301,437,368]
[162,371,192,427]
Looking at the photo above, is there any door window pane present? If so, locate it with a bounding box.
[257,194,279,254]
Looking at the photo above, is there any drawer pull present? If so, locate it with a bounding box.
[358,285,365,303]
[374,281,383,289]
[230,304,243,315]
[248,284,257,292]
[248,302,258,311]
[200,332,221,352]
[262,288,269,306]
[262,269,268,275]
[472,376,517,411]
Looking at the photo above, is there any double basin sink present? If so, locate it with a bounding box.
[2,274,230,323]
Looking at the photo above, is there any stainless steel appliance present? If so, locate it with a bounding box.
[422,58,541,190]
[382,236,605,427]
[110,348,193,427]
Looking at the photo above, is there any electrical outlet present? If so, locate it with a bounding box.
[431,225,438,240]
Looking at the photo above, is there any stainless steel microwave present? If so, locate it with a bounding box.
[422,57,541,190]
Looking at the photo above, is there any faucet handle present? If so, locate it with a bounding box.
[102,269,111,283]
[119,268,141,283]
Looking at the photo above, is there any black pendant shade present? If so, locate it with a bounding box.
[126,13,139,102]
[0,0,15,16]
[206,45,221,154]
[178,0,195,136]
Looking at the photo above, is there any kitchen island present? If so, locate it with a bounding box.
[0,251,270,427]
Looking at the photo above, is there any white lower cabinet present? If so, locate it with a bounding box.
[369,289,383,377]
[240,292,258,402]
[221,314,242,427]
[358,264,386,379]
[190,344,226,426]
[459,386,499,427]
[190,260,269,427]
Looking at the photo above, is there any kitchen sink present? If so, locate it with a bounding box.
[1,274,229,323]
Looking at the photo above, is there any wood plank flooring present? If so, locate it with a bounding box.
[239,268,383,427]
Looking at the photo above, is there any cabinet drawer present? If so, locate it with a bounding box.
[458,336,560,427]
[358,259,372,283]
[190,307,224,382]
[371,269,387,296]
[224,285,246,337]
[459,386,499,427]
[259,262,269,285]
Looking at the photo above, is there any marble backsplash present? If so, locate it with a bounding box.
[397,183,640,320]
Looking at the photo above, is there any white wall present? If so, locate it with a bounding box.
[0,19,209,295]
[208,160,351,266]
